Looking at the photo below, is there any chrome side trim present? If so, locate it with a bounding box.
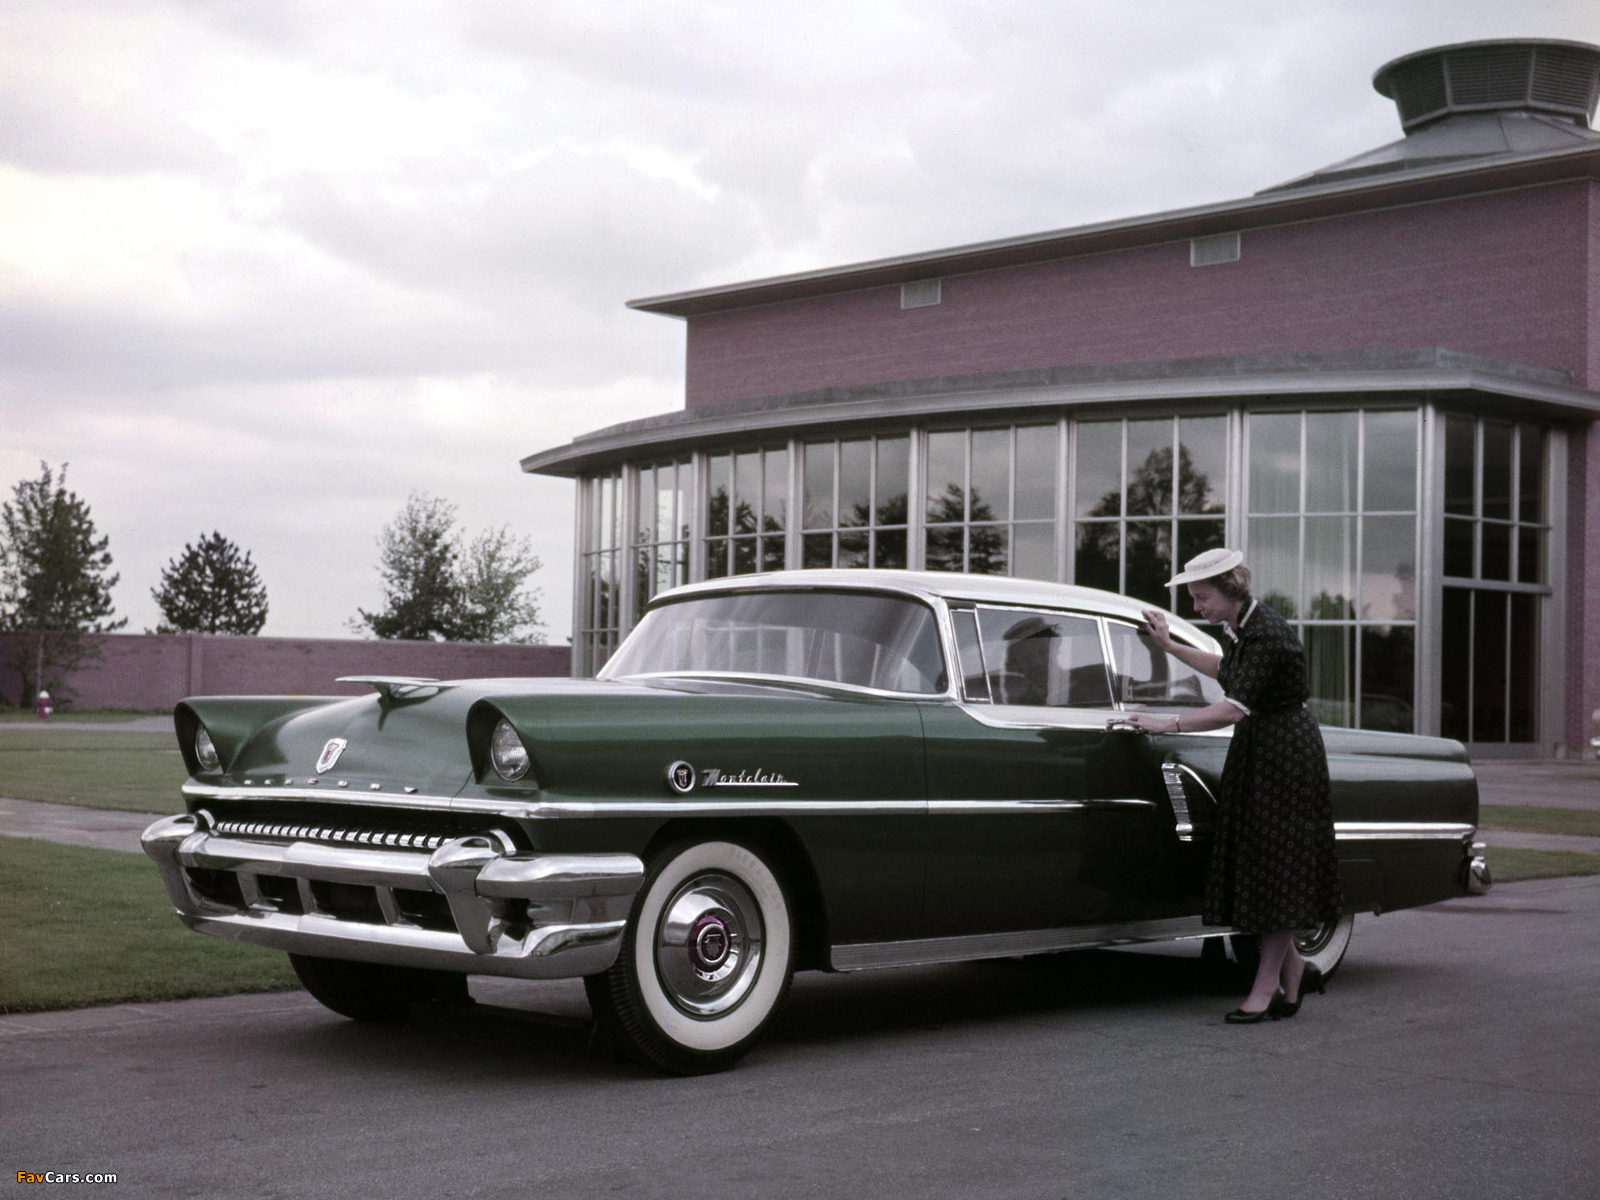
[508,798,929,819]
[929,798,1157,815]
[832,915,1225,971]
[1160,762,1218,841]
[959,705,1120,731]
[1334,822,1476,841]
[430,797,1159,819]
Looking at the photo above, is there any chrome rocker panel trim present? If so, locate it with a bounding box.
[141,812,644,980]
[832,914,1227,971]
[1333,821,1477,841]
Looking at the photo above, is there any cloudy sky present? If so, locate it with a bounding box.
[4,0,1596,645]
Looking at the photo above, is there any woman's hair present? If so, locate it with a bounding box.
[1207,565,1252,601]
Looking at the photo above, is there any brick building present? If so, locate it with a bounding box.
[525,39,1600,759]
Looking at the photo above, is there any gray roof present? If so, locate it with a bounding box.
[520,348,1599,478]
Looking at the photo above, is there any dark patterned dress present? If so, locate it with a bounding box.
[1204,601,1342,934]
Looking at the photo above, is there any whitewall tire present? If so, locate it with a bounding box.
[586,839,795,1074]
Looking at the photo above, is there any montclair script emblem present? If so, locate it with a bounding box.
[316,738,348,774]
[666,761,798,795]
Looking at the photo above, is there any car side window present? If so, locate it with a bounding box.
[1104,621,1224,709]
[974,609,1113,708]
[950,608,990,702]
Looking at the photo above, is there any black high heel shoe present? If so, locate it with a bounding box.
[1225,990,1284,1023]
[1276,963,1326,1018]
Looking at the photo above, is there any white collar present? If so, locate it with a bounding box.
[1223,599,1258,641]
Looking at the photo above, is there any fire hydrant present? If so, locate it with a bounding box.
[35,689,52,721]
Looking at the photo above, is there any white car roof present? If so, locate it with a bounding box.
[652,569,1220,652]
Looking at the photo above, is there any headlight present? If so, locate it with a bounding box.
[194,726,221,773]
[489,718,531,782]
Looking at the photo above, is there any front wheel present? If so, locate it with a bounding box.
[586,839,794,1074]
[289,953,470,1022]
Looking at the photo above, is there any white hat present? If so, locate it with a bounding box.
[1167,547,1244,587]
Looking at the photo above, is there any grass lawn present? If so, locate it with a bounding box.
[0,837,298,1014]
[0,728,186,812]
[1484,845,1600,883]
[1479,804,1600,839]
[0,708,166,724]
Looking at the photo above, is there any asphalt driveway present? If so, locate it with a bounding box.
[4,875,1596,1200]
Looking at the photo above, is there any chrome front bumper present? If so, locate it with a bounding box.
[141,811,644,979]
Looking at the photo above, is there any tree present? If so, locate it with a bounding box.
[1076,443,1220,607]
[0,462,126,704]
[151,532,269,635]
[352,493,544,643]
[457,525,544,643]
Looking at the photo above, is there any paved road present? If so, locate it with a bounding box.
[4,876,1597,1200]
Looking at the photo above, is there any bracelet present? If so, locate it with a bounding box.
[1174,715,1182,733]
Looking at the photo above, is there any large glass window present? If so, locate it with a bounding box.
[633,460,691,609]
[1073,415,1226,608]
[801,436,910,570]
[1244,409,1417,732]
[578,469,623,673]
[927,425,1059,578]
[1439,416,1548,745]
[705,447,788,578]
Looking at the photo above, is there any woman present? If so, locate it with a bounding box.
[1124,548,1342,1022]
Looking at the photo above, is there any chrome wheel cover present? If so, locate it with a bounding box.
[653,871,765,1018]
[1295,916,1341,956]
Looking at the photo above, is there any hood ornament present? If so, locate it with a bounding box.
[316,738,348,774]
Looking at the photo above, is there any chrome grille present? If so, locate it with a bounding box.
[205,816,451,852]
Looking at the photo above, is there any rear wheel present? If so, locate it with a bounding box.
[1226,913,1355,986]
[289,954,471,1022]
[1293,912,1355,979]
[586,839,794,1074]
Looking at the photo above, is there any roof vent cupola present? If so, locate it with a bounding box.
[1374,39,1600,131]
[1263,37,1600,193]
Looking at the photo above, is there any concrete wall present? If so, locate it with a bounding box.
[683,182,1595,407]
[0,633,570,711]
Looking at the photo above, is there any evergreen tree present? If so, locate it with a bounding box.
[152,531,269,635]
[0,462,126,704]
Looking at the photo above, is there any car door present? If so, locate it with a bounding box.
[918,604,1166,938]
[1101,616,1232,916]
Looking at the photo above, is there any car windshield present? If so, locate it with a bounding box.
[601,590,948,695]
